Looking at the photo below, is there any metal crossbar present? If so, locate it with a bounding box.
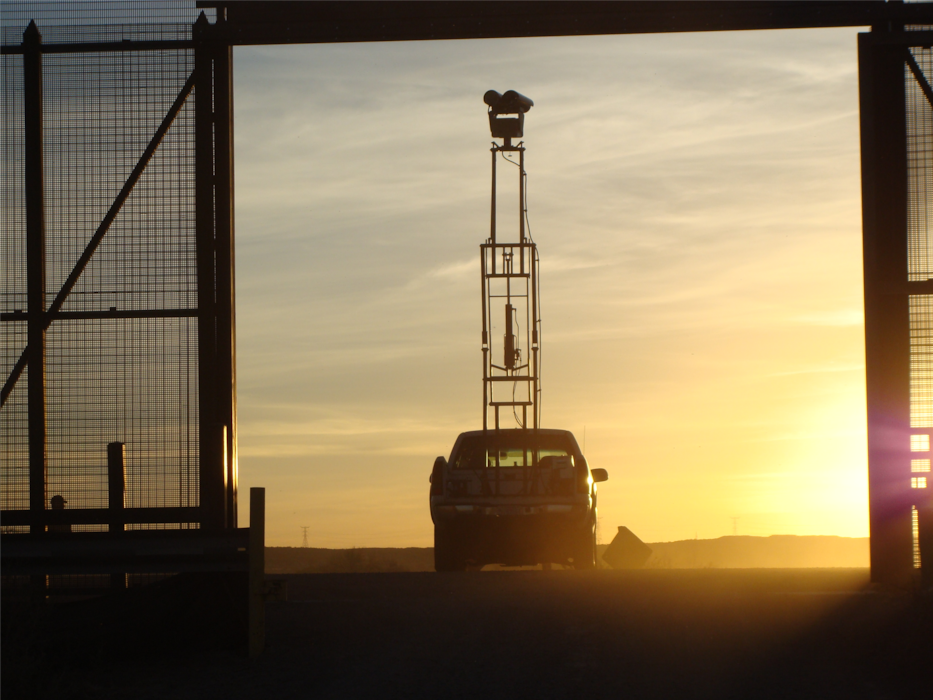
[1,72,195,409]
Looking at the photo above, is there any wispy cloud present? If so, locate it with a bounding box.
[232,28,869,545]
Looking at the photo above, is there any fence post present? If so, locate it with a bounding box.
[23,20,47,538]
[108,442,126,589]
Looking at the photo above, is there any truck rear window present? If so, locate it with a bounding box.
[451,434,574,469]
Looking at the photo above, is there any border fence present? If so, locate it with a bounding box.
[1,1,261,653]
[0,3,930,645]
[1,1,238,539]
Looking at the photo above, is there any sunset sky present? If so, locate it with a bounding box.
[231,26,869,548]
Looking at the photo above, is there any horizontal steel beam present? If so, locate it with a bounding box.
[1,5,927,55]
[1,528,249,575]
[204,1,933,46]
[1,308,198,322]
[1,506,202,526]
[0,39,193,54]
[869,30,933,47]
[907,281,933,295]
[2,4,929,54]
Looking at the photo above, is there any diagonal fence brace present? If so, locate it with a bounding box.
[1,71,196,409]
[906,49,933,110]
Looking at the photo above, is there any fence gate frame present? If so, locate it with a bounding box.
[2,3,932,613]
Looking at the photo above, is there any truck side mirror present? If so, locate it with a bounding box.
[591,468,608,483]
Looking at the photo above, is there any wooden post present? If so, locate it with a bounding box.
[108,442,127,589]
[248,487,265,658]
[107,442,126,531]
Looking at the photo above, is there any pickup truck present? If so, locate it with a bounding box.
[429,428,608,571]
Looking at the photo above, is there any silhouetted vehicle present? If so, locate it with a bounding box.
[429,429,608,571]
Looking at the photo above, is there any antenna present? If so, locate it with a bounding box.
[301,526,310,548]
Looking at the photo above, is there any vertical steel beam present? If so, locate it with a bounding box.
[194,14,225,530]
[214,37,238,529]
[481,247,488,432]
[531,242,538,431]
[23,21,46,535]
[248,487,265,658]
[490,147,497,251]
[859,32,914,584]
[519,147,525,275]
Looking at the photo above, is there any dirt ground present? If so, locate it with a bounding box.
[264,536,870,573]
[3,568,931,699]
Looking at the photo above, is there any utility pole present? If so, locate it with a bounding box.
[301,526,309,548]
[731,517,739,536]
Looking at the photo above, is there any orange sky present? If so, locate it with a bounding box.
[231,27,868,547]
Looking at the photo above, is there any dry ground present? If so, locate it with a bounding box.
[264,536,870,574]
[3,568,931,699]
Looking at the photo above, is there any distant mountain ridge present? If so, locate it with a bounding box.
[643,535,869,569]
[265,535,869,573]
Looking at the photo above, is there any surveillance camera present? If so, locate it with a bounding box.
[485,89,534,139]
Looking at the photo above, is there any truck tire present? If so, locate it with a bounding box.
[572,522,597,570]
[434,525,466,572]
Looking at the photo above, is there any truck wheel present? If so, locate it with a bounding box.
[434,525,466,572]
[573,523,597,570]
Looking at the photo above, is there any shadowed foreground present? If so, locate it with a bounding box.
[4,569,931,699]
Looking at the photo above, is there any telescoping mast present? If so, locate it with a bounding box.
[481,90,541,432]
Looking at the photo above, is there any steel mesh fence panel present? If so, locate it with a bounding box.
[0,2,207,42]
[908,47,933,281]
[909,49,933,433]
[1,46,29,522]
[42,44,200,523]
[43,318,199,512]
[907,41,933,572]
[41,41,195,302]
[910,295,933,429]
[1,2,204,532]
